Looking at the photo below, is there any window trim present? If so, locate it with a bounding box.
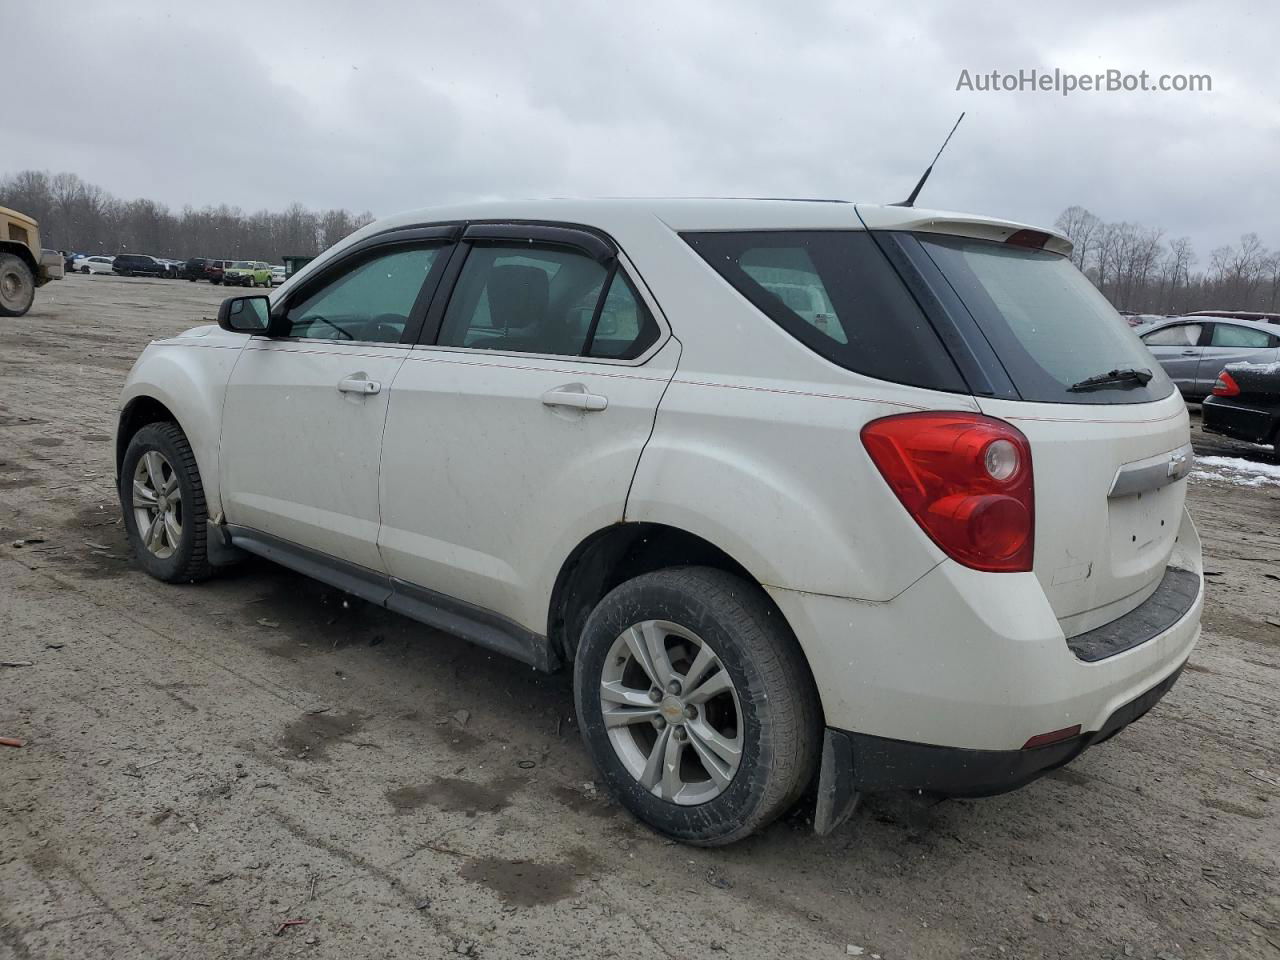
[267,224,461,346]
[415,230,669,367]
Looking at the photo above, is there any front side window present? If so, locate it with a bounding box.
[283,244,444,343]
[1209,323,1272,348]
[437,242,658,359]
[1142,323,1203,347]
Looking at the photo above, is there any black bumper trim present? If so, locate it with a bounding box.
[1067,566,1200,663]
[824,661,1184,802]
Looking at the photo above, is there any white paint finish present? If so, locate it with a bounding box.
[768,506,1202,749]
[218,340,409,569]
[377,338,681,633]
[978,390,1191,632]
[120,197,1203,763]
[627,375,965,600]
[117,333,247,518]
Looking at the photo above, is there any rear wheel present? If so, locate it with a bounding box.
[119,422,213,583]
[574,567,821,845]
[0,254,36,316]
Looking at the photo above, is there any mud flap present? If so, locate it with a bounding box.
[206,514,247,567]
[813,728,862,835]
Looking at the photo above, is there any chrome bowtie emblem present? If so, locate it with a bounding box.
[1168,451,1189,477]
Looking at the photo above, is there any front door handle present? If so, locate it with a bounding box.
[338,376,381,395]
[1180,350,1199,355]
[541,384,607,412]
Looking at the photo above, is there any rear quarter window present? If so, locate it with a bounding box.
[682,230,965,392]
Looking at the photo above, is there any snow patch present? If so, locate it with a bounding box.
[1191,455,1280,487]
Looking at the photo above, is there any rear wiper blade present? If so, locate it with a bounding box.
[1067,367,1154,392]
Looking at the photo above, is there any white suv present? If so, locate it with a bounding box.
[116,199,1203,845]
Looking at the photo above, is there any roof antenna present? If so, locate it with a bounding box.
[894,112,965,208]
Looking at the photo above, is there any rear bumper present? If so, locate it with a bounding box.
[813,662,1184,831]
[1202,395,1280,446]
[836,661,1183,796]
[768,505,1202,753]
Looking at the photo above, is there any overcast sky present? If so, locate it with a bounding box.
[11,1,1277,254]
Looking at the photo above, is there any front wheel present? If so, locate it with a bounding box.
[574,567,821,846]
[0,254,36,316]
[119,422,213,583]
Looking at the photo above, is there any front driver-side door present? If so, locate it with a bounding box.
[1140,322,1204,397]
[219,233,453,571]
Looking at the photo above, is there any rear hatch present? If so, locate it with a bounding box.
[859,210,1192,636]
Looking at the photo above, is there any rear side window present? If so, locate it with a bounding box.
[438,243,659,360]
[1142,323,1202,347]
[917,235,1175,404]
[682,231,965,392]
[1210,323,1273,348]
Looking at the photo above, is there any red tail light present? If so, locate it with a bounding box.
[861,412,1034,573]
[1212,370,1240,397]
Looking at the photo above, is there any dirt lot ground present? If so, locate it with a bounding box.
[1,274,1278,960]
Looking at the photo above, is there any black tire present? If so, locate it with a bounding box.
[0,254,36,317]
[119,422,213,583]
[81,265,91,274]
[574,567,821,846]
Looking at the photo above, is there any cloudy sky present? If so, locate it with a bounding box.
[11,1,1277,253]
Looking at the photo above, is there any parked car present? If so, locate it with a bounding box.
[269,265,286,286]
[223,260,272,287]
[116,199,1202,845]
[183,258,232,283]
[1202,361,1280,451]
[112,254,169,278]
[80,255,116,275]
[1139,316,1280,401]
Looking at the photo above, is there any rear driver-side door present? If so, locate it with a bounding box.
[1194,321,1280,396]
[378,224,679,637]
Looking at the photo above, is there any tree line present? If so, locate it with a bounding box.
[0,170,375,262]
[4,169,1276,315]
[1054,206,1280,316]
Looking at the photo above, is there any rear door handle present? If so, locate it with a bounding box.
[338,376,381,395]
[1180,350,1199,355]
[541,384,607,412]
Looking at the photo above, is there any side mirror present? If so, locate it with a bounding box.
[217,295,281,335]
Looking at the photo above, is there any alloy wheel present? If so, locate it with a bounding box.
[132,450,183,559]
[600,619,743,805]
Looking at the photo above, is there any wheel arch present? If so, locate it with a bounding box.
[0,240,38,274]
[116,395,181,479]
[547,521,799,666]
[116,341,242,519]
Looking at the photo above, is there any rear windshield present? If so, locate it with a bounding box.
[916,235,1175,404]
[682,230,965,392]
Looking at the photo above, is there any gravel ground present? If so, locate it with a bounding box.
[2,274,1278,960]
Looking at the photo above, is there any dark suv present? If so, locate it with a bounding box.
[183,258,231,284]
[113,254,169,278]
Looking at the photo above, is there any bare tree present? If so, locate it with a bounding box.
[1054,205,1102,272]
